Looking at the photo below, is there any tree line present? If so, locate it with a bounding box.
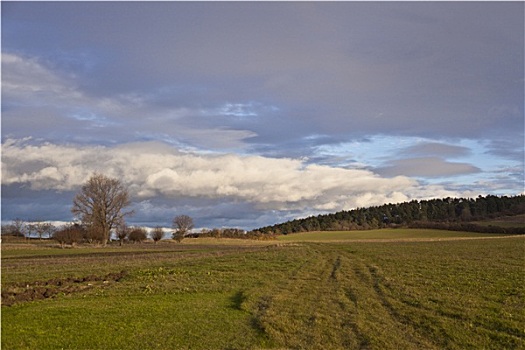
[1,219,184,246]
[250,194,525,235]
[2,173,266,246]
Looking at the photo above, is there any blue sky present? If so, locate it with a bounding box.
[2,2,523,230]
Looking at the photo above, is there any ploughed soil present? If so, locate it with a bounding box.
[1,270,128,306]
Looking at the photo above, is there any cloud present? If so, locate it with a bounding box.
[399,142,471,158]
[486,139,525,162]
[1,52,258,150]
[3,2,522,148]
[1,53,77,100]
[2,3,522,228]
[2,139,460,216]
[0,184,75,223]
[376,157,481,178]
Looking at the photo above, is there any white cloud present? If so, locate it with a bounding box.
[2,139,460,214]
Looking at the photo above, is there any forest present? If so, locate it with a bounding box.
[251,194,525,235]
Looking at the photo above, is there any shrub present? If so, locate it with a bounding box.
[115,223,130,246]
[53,225,84,247]
[128,227,147,243]
[84,224,106,244]
[172,230,185,243]
[151,226,164,243]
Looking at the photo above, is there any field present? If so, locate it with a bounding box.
[276,228,502,242]
[2,229,524,349]
[473,213,525,228]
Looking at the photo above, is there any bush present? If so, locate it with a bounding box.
[53,225,85,247]
[172,230,185,243]
[151,226,164,243]
[115,223,130,246]
[128,227,147,243]
[84,225,106,244]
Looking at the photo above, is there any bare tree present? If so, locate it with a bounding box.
[34,222,56,240]
[26,223,37,240]
[115,222,130,246]
[53,224,84,248]
[1,222,25,238]
[71,173,133,246]
[172,215,194,242]
[12,218,26,239]
[151,226,164,244]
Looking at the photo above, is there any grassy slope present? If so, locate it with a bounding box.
[2,232,524,349]
[473,213,525,228]
[276,228,502,242]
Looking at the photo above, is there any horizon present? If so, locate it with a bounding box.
[2,2,524,230]
[2,194,523,235]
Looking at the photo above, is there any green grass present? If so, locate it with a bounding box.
[473,214,525,228]
[5,293,267,349]
[276,228,501,242]
[2,233,524,349]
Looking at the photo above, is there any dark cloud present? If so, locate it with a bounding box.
[2,2,523,227]
[486,139,525,163]
[1,184,74,222]
[3,2,522,144]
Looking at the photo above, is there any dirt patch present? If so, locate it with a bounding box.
[1,270,128,306]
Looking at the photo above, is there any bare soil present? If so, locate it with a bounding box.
[1,270,128,306]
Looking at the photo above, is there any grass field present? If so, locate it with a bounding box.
[473,213,525,228]
[276,228,503,242]
[2,229,524,349]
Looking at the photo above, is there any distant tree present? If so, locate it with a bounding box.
[71,173,133,246]
[53,224,84,248]
[26,223,38,239]
[11,218,26,239]
[200,228,220,238]
[221,228,246,238]
[84,224,106,244]
[1,224,24,238]
[115,222,130,246]
[172,215,194,242]
[251,194,525,236]
[52,229,69,248]
[128,227,147,243]
[459,201,472,221]
[32,222,56,240]
[1,225,11,236]
[172,230,184,243]
[151,226,164,244]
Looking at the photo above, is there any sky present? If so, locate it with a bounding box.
[1,1,524,230]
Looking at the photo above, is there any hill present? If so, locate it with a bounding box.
[252,194,525,235]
